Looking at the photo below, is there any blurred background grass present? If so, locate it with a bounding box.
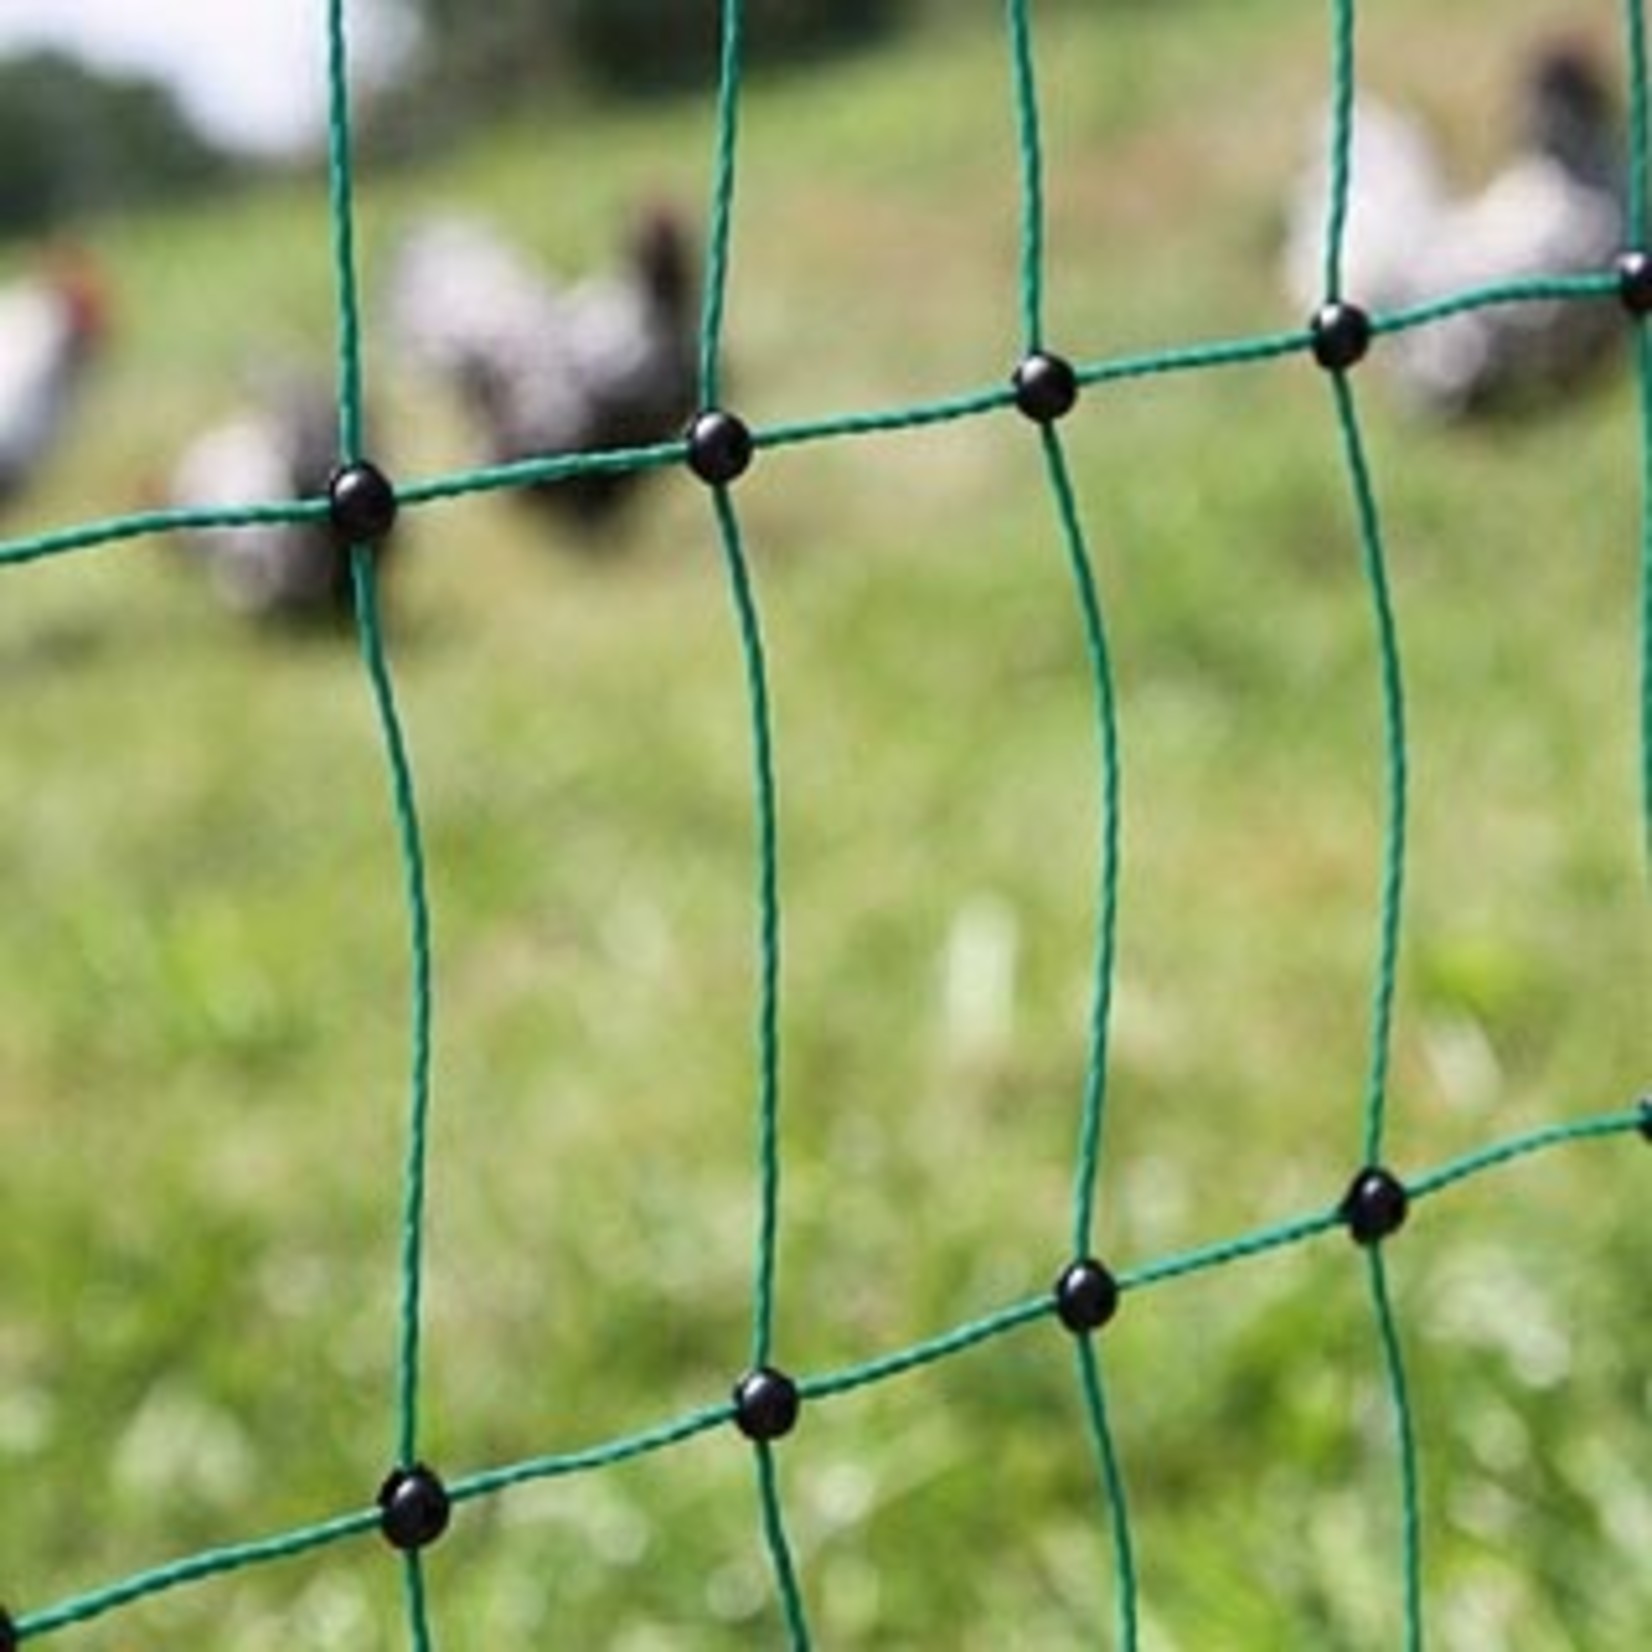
[0,0,1648,1646]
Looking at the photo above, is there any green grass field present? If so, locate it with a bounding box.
[0,2,1648,1646]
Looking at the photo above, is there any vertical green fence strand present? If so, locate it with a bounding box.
[348,548,439,1475]
[1322,0,1360,302]
[1627,0,1649,247]
[1320,3,1420,1613]
[1629,1,1652,867]
[1037,427,1122,1260]
[1638,330,1652,870]
[1367,1245,1425,1652]
[1329,374,1408,1167]
[402,1553,437,1652]
[755,1444,813,1651]
[326,0,440,1482]
[700,0,746,408]
[1006,0,1047,350]
[711,479,795,1626]
[1076,1339,1140,1652]
[326,0,367,458]
[708,486,786,1374]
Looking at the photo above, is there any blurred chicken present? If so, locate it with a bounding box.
[385,203,699,529]
[1282,37,1625,415]
[0,249,109,509]
[169,374,378,626]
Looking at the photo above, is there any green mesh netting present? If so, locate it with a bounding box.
[0,3,1647,1649]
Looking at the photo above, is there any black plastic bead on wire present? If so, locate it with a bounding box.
[686,409,754,486]
[1341,1165,1410,1245]
[328,459,399,547]
[1637,1096,1652,1141]
[1054,1257,1120,1334]
[377,1463,452,1552]
[1012,350,1080,423]
[1618,250,1652,315]
[733,1365,801,1442]
[1310,300,1373,372]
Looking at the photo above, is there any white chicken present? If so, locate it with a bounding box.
[168,375,377,626]
[0,250,109,509]
[1282,38,1626,415]
[385,203,700,530]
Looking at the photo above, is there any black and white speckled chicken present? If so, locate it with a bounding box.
[169,375,378,625]
[385,203,700,528]
[1283,38,1626,416]
[0,250,109,510]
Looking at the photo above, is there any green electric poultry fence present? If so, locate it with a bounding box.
[0,1,1648,1648]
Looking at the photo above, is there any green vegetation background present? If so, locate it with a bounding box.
[0,1,1646,1647]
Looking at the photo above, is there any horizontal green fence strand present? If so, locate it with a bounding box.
[0,0,1646,1646]
[9,1107,1642,1642]
[13,1509,381,1640]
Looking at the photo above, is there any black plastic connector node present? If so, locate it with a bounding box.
[1013,351,1080,423]
[1310,301,1373,371]
[732,1365,801,1442]
[378,1463,452,1551]
[1341,1165,1410,1245]
[1054,1257,1120,1334]
[686,409,754,486]
[1617,250,1652,316]
[328,460,399,546]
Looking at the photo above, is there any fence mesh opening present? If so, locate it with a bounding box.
[0,2,1647,1648]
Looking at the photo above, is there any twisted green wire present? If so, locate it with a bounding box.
[1077,1338,1139,1652]
[1628,0,1649,247]
[1008,6,1137,1644]
[1006,0,1047,348]
[1321,0,1359,302]
[1328,374,1409,1167]
[1321,7,1422,1645]
[700,0,745,407]
[326,0,367,459]
[1367,1244,1424,1652]
[15,1103,1639,1641]
[1629,0,1652,868]
[756,1444,813,1651]
[696,3,809,1639]
[709,486,786,1376]
[0,278,1620,577]
[1037,425,1123,1262]
[327,0,438,1492]
[0,2,1645,1646]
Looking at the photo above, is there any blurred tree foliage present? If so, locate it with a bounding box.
[379,0,907,137]
[565,0,907,93]
[0,50,232,240]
